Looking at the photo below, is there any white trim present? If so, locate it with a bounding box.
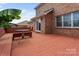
[62,16,64,28]
[34,19,41,32]
[44,8,54,15]
[35,30,41,32]
[71,13,73,28]
[56,25,79,29]
[55,17,57,28]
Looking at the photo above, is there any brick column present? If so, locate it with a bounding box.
[45,11,54,34]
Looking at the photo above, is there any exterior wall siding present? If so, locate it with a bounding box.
[34,3,79,38]
[41,16,46,33]
[53,28,79,38]
[36,3,79,16]
[45,11,54,34]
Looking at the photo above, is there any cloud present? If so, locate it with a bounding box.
[0,3,6,8]
[11,9,35,24]
[0,3,7,11]
[21,9,35,20]
[0,3,6,5]
[0,5,3,8]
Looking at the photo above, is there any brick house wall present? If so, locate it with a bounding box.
[45,11,54,34]
[36,3,79,16]
[33,3,79,38]
[41,16,46,33]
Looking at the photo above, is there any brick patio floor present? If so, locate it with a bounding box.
[0,32,79,56]
[11,32,79,56]
[0,33,12,56]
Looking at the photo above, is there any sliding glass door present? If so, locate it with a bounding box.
[35,21,41,32]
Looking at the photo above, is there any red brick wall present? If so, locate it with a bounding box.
[34,3,79,38]
[36,3,79,16]
[53,28,79,38]
[0,29,5,37]
[41,16,46,33]
[45,11,53,34]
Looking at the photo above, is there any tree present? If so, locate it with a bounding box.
[0,9,21,28]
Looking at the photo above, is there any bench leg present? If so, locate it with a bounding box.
[12,36,14,40]
[22,33,25,39]
[30,33,32,37]
[22,35,24,39]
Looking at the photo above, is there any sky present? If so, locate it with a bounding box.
[0,3,38,24]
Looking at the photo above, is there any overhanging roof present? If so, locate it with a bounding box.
[31,8,54,20]
[32,14,44,20]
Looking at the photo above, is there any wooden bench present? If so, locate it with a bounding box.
[12,29,32,40]
[12,32,22,40]
[24,32,32,37]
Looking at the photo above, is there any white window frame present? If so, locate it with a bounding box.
[71,13,73,28]
[72,12,79,28]
[56,11,79,28]
[55,16,62,28]
[62,16,64,28]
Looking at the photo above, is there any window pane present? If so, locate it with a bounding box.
[73,20,79,26]
[73,11,79,20]
[56,16,62,27]
[73,11,79,27]
[56,16,62,22]
[63,13,71,27]
[57,21,62,26]
[64,20,71,26]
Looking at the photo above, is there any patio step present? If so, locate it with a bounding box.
[0,33,13,56]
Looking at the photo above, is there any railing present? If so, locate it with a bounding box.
[5,25,33,33]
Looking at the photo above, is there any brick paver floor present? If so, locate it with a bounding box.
[10,32,79,56]
[0,32,79,56]
[0,33,12,56]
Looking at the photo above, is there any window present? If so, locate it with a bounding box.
[56,16,62,27]
[56,11,79,28]
[73,11,79,27]
[63,13,71,27]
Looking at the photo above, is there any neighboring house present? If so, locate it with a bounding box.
[32,3,79,37]
[10,23,18,28]
[18,21,28,25]
[17,20,32,26]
